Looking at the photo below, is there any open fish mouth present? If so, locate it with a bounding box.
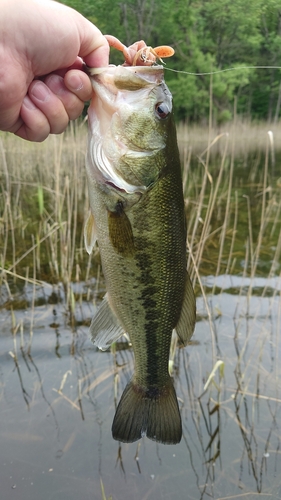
[87,63,171,191]
[88,64,165,81]
[87,65,167,116]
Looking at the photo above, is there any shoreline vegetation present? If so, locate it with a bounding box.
[60,0,281,124]
[177,119,281,159]
[0,120,281,315]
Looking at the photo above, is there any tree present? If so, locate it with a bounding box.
[59,0,281,122]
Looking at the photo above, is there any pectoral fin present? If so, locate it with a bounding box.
[108,204,134,257]
[90,293,126,350]
[84,211,97,254]
[175,271,196,346]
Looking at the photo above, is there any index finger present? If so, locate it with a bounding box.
[83,43,109,68]
[77,21,109,68]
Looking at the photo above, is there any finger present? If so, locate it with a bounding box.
[15,96,51,142]
[46,57,85,79]
[28,80,69,134]
[64,69,93,102]
[76,20,109,67]
[0,66,25,132]
[82,43,109,68]
[44,73,85,120]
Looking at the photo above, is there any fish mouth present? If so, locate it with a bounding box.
[88,64,165,98]
[87,64,167,147]
[87,64,164,78]
[87,64,167,193]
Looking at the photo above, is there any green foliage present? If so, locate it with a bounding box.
[59,0,281,123]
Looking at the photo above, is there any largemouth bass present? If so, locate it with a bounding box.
[85,64,196,444]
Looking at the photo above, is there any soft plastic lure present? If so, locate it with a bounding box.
[105,34,175,66]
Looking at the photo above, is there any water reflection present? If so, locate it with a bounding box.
[0,277,281,499]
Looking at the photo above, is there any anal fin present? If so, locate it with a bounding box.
[90,293,126,350]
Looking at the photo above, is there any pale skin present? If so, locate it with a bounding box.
[0,0,109,141]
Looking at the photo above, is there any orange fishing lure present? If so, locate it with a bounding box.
[105,35,174,66]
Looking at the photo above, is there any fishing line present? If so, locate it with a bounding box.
[164,65,281,76]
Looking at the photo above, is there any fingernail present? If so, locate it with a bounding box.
[23,95,37,110]
[46,74,66,96]
[67,73,83,91]
[30,81,51,102]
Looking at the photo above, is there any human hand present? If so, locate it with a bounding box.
[0,0,109,141]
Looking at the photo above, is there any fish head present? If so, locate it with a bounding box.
[87,65,174,197]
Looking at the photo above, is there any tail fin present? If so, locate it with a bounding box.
[112,379,182,444]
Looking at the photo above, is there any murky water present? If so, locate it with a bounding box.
[1,276,281,500]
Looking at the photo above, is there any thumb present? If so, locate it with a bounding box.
[75,16,109,68]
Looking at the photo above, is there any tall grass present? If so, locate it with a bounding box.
[180,123,281,288]
[177,117,281,161]
[0,123,95,315]
[0,119,281,319]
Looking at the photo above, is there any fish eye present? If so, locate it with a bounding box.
[155,102,170,119]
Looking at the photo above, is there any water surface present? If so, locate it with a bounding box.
[1,277,281,500]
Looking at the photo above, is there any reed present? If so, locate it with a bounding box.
[182,126,281,287]
[177,118,281,160]
[1,120,281,328]
[100,478,113,500]
[0,123,91,317]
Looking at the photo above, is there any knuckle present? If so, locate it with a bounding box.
[28,121,50,142]
[66,99,84,120]
[48,111,69,134]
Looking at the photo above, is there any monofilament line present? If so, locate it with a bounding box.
[165,66,281,76]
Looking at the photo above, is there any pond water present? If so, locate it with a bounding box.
[1,275,281,500]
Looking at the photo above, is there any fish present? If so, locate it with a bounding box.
[84,63,196,445]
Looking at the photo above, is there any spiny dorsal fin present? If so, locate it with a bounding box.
[175,271,196,346]
[84,211,97,254]
[90,293,126,351]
